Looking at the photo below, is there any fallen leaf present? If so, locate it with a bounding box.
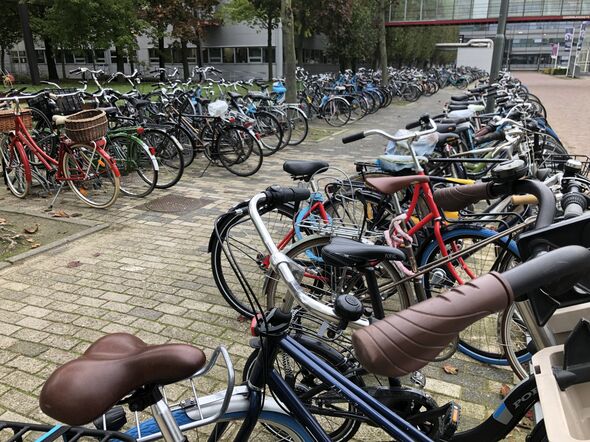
[0,218,6,225]
[66,260,82,268]
[71,213,83,218]
[26,238,34,243]
[31,243,41,249]
[51,210,70,218]
[237,315,247,323]
[92,252,101,257]
[23,224,39,234]
[443,364,459,375]
[500,384,511,398]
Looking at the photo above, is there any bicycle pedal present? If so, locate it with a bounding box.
[440,402,461,439]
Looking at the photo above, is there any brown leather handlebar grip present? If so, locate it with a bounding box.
[511,194,538,206]
[351,273,513,378]
[433,181,495,212]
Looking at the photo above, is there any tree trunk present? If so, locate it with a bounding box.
[296,8,306,64]
[61,49,66,79]
[17,2,39,84]
[0,48,4,71]
[44,38,59,81]
[196,38,203,66]
[378,0,389,84]
[115,45,125,75]
[266,17,273,81]
[181,39,190,80]
[158,36,166,81]
[282,0,297,103]
[129,50,135,72]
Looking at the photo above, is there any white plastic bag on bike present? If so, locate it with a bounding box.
[208,100,229,117]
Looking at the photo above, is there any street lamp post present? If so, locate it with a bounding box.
[485,0,509,112]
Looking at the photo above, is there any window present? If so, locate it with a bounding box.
[148,48,159,63]
[170,47,183,63]
[262,47,276,63]
[187,48,197,63]
[10,50,26,64]
[235,47,247,63]
[209,47,222,63]
[248,47,262,63]
[223,47,234,63]
[36,50,46,64]
[201,48,209,64]
[72,50,86,64]
[95,49,106,64]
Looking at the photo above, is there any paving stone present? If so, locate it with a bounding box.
[7,341,48,357]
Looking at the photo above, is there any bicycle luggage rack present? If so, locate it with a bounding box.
[0,420,135,442]
[545,154,590,177]
[125,346,235,441]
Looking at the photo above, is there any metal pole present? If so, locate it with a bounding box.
[485,0,509,113]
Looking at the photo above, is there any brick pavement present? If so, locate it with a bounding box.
[515,71,590,155]
[0,88,529,440]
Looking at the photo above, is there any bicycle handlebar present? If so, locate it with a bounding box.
[342,119,437,145]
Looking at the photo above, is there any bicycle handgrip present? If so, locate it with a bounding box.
[352,272,513,378]
[511,194,538,206]
[342,132,365,144]
[405,120,421,130]
[433,182,495,212]
[264,186,310,205]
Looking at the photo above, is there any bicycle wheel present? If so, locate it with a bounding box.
[0,137,30,198]
[216,125,263,177]
[210,203,296,318]
[499,302,533,379]
[141,128,184,189]
[254,110,283,156]
[62,144,120,208]
[323,97,350,127]
[107,133,158,198]
[267,108,292,149]
[129,402,312,441]
[286,106,309,146]
[30,107,56,163]
[264,235,412,316]
[167,123,197,168]
[243,332,363,442]
[419,227,520,364]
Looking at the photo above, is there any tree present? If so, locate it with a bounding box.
[0,2,21,72]
[378,0,389,83]
[222,0,281,80]
[281,0,296,102]
[387,25,459,67]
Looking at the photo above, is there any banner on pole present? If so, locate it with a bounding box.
[564,26,574,52]
[551,43,559,59]
[577,21,588,51]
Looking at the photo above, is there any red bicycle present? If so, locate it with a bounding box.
[0,91,120,209]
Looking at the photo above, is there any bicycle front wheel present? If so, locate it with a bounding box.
[216,125,263,177]
[141,128,185,189]
[323,98,351,127]
[419,228,520,364]
[62,144,120,208]
[286,106,309,146]
[107,133,158,198]
[0,137,31,198]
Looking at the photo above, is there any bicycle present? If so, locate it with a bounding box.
[7,187,589,442]
[0,92,120,208]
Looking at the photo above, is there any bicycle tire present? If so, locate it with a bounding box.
[216,125,263,177]
[62,144,120,208]
[29,107,57,164]
[499,302,533,380]
[263,235,412,316]
[323,97,351,127]
[166,123,197,168]
[286,106,309,146]
[0,137,31,198]
[107,133,158,198]
[419,227,520,364]
[267,108,292,149]
[243,333,363,442]
[141,128,185,189]
[254,110,283,156]
[210,203,296,318]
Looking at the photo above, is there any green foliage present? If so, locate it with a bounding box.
[543,67,567,75]
[221,0,281,30]
[387,25,459,66]
[0,2,21,53]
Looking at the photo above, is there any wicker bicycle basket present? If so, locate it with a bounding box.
[0,109,32,132]
[64,109,107,143]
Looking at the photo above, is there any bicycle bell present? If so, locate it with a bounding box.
[491,159,528,183]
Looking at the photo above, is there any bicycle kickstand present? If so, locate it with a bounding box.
[48,182,66,209]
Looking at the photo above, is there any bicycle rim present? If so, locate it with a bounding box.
[142,129,184,189]
[0,138,30,198]
[420,228,520,362]
[286,106,309,146]
[63,144,120,208]
[108,134,157,198]
[499,302,533,379]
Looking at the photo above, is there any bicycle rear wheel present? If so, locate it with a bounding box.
[286,106,309,146]
[141,128,184,189]
[216,125,263,177]
[254,110,283,156]
[107,133,158,198]
[62,144,120,208]
[0,137,31,198]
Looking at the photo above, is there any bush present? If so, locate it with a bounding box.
[543,67,567,75]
